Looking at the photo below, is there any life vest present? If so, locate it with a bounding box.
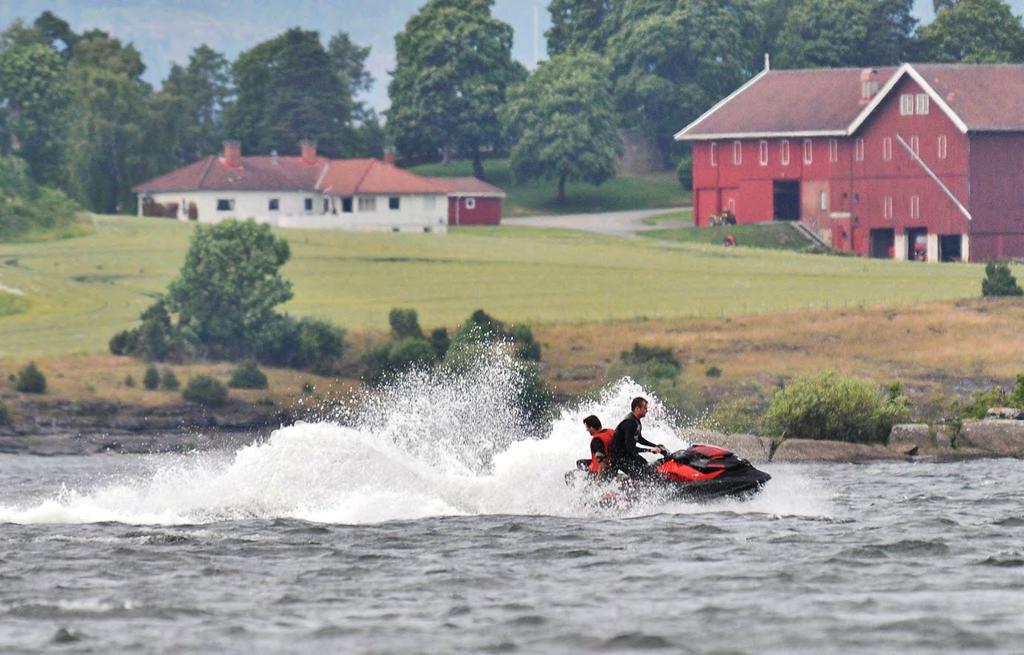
[589,429,615,473]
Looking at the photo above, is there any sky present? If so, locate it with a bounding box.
[2,0,1023,113]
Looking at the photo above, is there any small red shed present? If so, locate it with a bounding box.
[431,177,506,226]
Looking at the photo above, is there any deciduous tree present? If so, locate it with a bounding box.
[916,0,1024,63]
[774,0,916,68]
[161,45,232,162]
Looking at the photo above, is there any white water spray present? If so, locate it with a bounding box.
[0,349,832,525]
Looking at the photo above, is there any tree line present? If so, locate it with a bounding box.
[2,0,1024,218]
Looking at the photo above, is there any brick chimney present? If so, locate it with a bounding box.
[383,149,396,166]
[223,140,241,168]
[859,68,880,105]
[300,139,317,165]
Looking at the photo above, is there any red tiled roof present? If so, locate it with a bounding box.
[318,159,445,195]
[676,63,1024,140]
[429,176,507,197]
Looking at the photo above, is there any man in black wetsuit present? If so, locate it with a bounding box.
[609,397,666,479]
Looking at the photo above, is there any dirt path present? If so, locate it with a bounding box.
[505,206,691,237]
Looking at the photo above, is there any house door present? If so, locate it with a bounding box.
[773,181,799,221]
[869,228,895,258]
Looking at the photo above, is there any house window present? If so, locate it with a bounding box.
[855,138,865,162]
[709,143,718,167]
[910,195,920,219]
[829,139,838,163]
[268,198,279,211]
[819,190,828,211]
[884,195,893,219]
[323,198,330,213]
[803,139,813,164]
[465,197,476,210]
[358,197,376,212]
[900,94,914,115]
[759,140,768,166]
[216,199,234,211]
[389,196,400,210]
[915,93,929,115]
[733,141,742,165]
[938,135,947,160]
[342,197,353,213]
[780,139,790,165]
[883,137,892,161]
[304,198,313,211]
[910,136,919,156]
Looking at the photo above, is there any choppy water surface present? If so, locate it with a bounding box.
[1,358,1023,653]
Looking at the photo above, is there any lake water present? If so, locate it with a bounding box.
[1,362,1023,654]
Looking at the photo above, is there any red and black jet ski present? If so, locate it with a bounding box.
[565,444,770,504]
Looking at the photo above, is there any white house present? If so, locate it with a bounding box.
[133,141,450,233]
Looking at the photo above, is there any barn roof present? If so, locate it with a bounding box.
[675,63,1024,141]
[429,176,507,198]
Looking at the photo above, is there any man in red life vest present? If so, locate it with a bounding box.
[583,415,615,477]
[608,397,666,479]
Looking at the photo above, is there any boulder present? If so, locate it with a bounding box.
[889,423,954,450]
[956,420,1024,457]
[677,428,772,463]
[771,438,902,462]
[985,407,1024,420]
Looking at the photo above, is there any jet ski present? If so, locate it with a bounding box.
[565,444,770,504]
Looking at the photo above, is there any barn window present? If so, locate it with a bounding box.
[910,136,919,156]
[910,195,920,219]
[915,93,929,115]
[780,139,790,165]
[883,137,892,161]
[855,138,865,162]
[304,198,313,211]
[803,139,813,164]
[389,196,400,210]
[829,139,838,163]
[759,140,768,166]
[709,143,718,167]
[268,198,279,211]
[342,197,353,213]
[216,199,234,211]
[937,135,947,159]
[900,94,913,115]
[819,190,828,211]
[358,197,376,211]
[465,197,476,209]
[732,141,742,165]
[884,195,893,219]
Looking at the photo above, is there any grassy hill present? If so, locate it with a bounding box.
[0,215,997,359]
[642,213,829,253]
[410,158,690,216]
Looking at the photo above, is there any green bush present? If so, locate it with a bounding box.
[143,364,160,390]
[182,374,228,407]
[705,365,722,378]
[675,154,692,189]
[429,327,450,359]
[763,371,910,443]
[981,261,1023,297]
[15,361,46,394]
[362,337,436,387]
[160,368,180,391]
[296,317,346,375]
[124,374,135,388]
[620,343,681,379]
[452,309,541,362]
[0,399,9,425]
[0,155,77,240]
[228,360,268,389]
[1013,374,1024,408]
[389,308,423,339]
[958,386,1010,419]
[710,397,764,434]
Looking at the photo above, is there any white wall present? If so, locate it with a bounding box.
[141,191,449,233]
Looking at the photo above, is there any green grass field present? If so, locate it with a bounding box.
[643,217,828,253]
[642,208,694,225]
[410,159,689,216]
[0,215,997,359]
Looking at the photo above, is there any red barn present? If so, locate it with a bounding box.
[676,63,1024,262]
[430,177,506,226]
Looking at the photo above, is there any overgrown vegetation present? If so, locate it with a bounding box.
[14,361,46,394]
[229,360,268,389]
[182,374,228,407]
[0,398,9,425]
[0,155,78,241]
[762,371,910,443]
[160,368,180,391]
[981,261,1023,297]
[608,342,698,418]
[143,363,160,390]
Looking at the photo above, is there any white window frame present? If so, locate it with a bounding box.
[829,139,838,163]
[915,93,929,115]
[268,198,279,211]
[388,196,401,210]
[883,137,892,161]
[759,140,768,166]
[709,143,718,167]
[216,198,234,211]
[884,195,893,219]
[465,197,476,210]
[855,138,865,162]
[910,195,920,219]
[910,136,919,156]
[803,139,813,165]
[900,94,914,115]
[733,140,742,165]
[938,134,947,160]
[357,196,376,212]
[819,190,828,211]
[780,139,790,165]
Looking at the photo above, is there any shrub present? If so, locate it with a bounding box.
[710,396,764,435]
[981,261,1023,297]
[124,374,135,388]
[301,381,315,394]
[143,364,160,390]
[958,386,1010,419]
[763,371,910,443]
[182,375,228,407]
[296,317,346,375]
[15,361,46,393]
[620,343,681,379]
[705,365,722,378]
[362,337,436,387]
[229,360,268,389]
[452,309,541,362]
[389,308,423,339]
[1013,374,1024,408]
[160,368,180,391]
[430,327,450,359]
[0,399,9,425]
[675,154,692,189]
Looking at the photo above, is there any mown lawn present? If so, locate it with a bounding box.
[643,217,828,253]
[410,158,690,216]
[0,214,999,359]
